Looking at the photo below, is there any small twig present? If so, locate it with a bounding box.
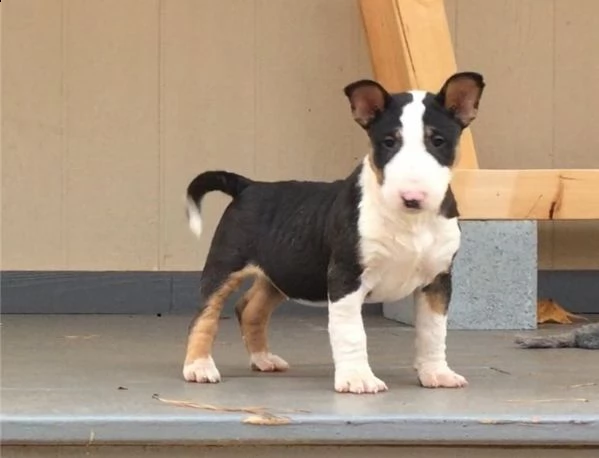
[64,334,100,340]
[87,430,95,447]
[506,398,589,404]
[570,382,597,389]
[488,366,511,375]
[152,394,265,414]
[152,394,308,415]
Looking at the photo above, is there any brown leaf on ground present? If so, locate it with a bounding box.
[537,299,589,325]
[242,415,291,426]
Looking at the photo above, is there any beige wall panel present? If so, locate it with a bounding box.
[1,1,3,268]
[553,221,599,270]
[455,0,556,269]
[552,0,599,269]
[160,0,257,270]
[1,0,65,270]
[537,223,554,269]
[455,0,554,170]
[254,0,372,184]
[63,0,160,270]
[554,0,599,168]
[444,0,457,43]
[2,0,598,271]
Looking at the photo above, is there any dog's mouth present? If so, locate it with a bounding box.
[401,198,422,211]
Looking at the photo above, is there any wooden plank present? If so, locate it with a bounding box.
[358,0,478,169]
[453,169,599,220]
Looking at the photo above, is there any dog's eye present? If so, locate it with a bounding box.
[382,137,397,148]
[431,135,446,147]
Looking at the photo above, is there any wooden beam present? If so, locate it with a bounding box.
[452,169,599,220]
[359,0,479,169]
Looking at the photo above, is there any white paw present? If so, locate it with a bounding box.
[417,365,467,388]
[334,366,388,394]
[183,357,221,383]
[250,352,290,372]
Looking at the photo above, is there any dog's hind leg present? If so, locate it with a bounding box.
[235,275,288,372]
[183,265,258,383]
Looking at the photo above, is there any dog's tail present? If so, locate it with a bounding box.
[514,331,576,349]
[185,171,253,238]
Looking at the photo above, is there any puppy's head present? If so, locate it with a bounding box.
[344,72,485,214]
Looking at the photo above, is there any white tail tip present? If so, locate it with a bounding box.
[186,198,203,238]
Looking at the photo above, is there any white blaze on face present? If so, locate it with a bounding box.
[381,91,452,212]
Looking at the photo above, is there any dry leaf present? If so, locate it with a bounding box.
[537,299,589,325]
[242,415,291,426]
[506,398,589,404]
[479,418,499,424]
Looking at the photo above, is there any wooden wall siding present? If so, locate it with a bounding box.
[160,0,372,270]
[2,0,65,269]
[551,0,599,269]
[0,2,3,269]
[1,0,598,271]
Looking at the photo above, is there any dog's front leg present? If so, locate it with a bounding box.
[328,277,387,394]
[414,272,467,388]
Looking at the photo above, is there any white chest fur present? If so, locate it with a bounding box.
[357,166,460,303]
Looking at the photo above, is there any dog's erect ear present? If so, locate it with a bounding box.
[343,79,391,128]
[435,72,485,128]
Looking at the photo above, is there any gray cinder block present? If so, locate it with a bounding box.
[383,221,538,330]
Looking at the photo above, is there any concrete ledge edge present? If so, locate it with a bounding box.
[2,415,598,446]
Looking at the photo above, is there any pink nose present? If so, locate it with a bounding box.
[400,190,427,209]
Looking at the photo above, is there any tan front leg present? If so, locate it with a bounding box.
[235,276,288,372]
[414,272,467,388]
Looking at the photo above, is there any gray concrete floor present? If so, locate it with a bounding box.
[1,313,598,446]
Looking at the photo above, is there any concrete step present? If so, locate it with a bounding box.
[1,314,598,449]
